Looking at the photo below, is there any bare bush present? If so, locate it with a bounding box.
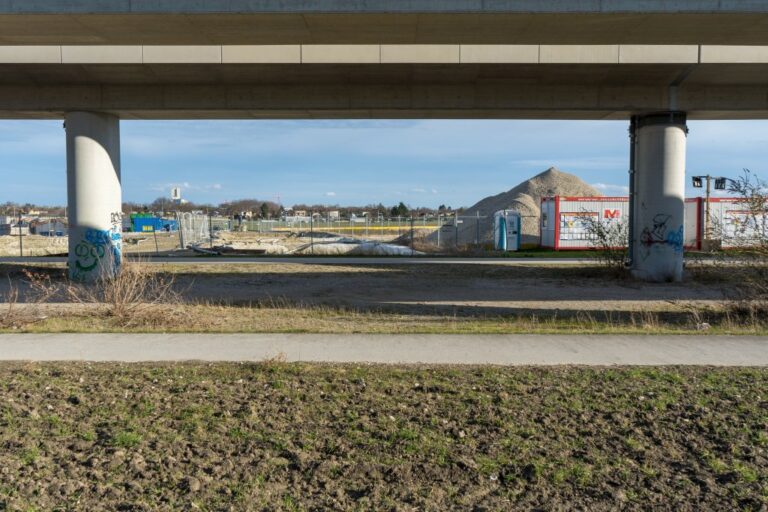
[66,262,183,327]
[22,268,66,303]
[578,211,629,274]
[0,278,21,329]
[1,270,60,329]
[4,262,185,329]
[722,169,768,314]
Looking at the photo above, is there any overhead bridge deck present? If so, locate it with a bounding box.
[0,45,767,119]
[2,1,768,47]
[0,1,766,119]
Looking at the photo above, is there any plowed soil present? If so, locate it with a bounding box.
[1,364,766,511]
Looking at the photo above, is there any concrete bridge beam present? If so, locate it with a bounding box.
[65,112,122,282]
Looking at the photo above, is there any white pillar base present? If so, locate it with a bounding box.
[630,112,687,282]
[66,112,122,282]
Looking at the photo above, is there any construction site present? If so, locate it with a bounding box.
[1,168,761,259]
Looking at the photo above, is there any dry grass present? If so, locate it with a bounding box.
[688,258,768,319]
[0,271,58,330]
[5,301,767,335]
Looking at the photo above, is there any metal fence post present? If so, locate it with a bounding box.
[455,218,459,248]
[475,212,480,246]
[437,215,441,248]
[410,216,415,256]
[18,212,23,258]
[177,212,185,249]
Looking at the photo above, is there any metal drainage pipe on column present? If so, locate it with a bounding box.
[630,111,688,283]
[627,116,638,269]
[65,112,123,282]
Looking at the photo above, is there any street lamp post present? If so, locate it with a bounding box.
[692,174,734,249]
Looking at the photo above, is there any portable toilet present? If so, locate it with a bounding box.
[494,210,522,251]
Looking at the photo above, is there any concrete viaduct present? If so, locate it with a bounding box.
[2,1,768,282]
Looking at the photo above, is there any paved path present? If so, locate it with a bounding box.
[0,334,765,366]
[0,256,595,265]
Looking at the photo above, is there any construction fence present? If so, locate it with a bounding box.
[232,215,496,247]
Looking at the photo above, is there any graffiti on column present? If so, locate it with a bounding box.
[110,211,123,270]
[639,213,684,261]
[71,212,123,281]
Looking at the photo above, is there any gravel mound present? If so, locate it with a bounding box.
[457,167,601,247]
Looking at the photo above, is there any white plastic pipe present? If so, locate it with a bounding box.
[65,112,122,282]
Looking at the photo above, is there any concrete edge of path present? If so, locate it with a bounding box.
[0,334,766,366]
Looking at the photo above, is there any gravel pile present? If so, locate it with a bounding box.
[457,167,600,247]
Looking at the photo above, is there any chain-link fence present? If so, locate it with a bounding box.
[233,217,439,238]
[222,215,498,249]
[176,212,212,248]
[431,215,493,249]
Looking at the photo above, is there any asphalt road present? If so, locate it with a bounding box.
[1,334,765,366]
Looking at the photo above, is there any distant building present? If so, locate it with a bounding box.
[33,219,68,236]
[0,223,29,236]
[171,187,188,205]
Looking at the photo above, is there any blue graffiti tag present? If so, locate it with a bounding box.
[72,228,122,280]
[666,225,684,253]
[85,229,111,247]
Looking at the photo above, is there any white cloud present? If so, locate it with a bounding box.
[0,121,63,156]
[119,119,629,163]
[410,188,426,193]
[591,183,630,195]
[325,191,336,197]
[511,156,627,172]
[149,182,224,193]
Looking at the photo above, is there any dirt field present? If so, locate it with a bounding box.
[0,235,68,257]
[0,363,765,511]
[1,262,729,309]
[167,263,727,314]
[0,233,183,257]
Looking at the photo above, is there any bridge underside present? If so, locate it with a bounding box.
[0,62,767,120]
[2,11,768,46]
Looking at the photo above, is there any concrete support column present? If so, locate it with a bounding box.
[65,112,122,282]
[630,111,688,282]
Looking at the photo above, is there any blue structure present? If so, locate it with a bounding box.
[132,217,178,233]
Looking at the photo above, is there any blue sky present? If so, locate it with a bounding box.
[0,119,765,209]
